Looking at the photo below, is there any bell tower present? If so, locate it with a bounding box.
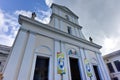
[49,3,85,39]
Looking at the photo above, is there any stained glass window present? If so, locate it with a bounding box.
[68,49,77,55]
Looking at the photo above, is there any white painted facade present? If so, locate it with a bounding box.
[104,50,120,80]
[3,3,110,80]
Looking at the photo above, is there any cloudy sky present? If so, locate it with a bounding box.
[0,0,120,55]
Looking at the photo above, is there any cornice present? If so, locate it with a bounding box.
[19,15,102,49]
[103,50,120,59]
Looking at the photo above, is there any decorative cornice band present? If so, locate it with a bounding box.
[19,15,102,49]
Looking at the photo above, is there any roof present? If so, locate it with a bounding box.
[51,3,79,18]
[0,44,11,55]
[103,50,120,59]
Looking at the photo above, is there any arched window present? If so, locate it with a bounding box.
[35,45,52,55]
[67,26,72,34]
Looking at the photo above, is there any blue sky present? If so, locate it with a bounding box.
[0,0,51,46]
[0,0,49,12]
[0,0,120,55]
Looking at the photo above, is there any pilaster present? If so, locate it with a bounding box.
[97,53,111,80]
[84,49,97,80]
[79,48,88,80]
[61,42,69,80]
[3,30,29,80]
[18,32,36,80]
[79,48,86,80]
[54,40,61,80]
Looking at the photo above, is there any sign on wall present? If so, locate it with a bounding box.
[84,58,92,77]
[57,52,65,74]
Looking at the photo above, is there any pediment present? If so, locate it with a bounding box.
[35,45,52,55]
[52,3,78,18]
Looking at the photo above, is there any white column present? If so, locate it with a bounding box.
[3,30,29,80]
[78,48,86,80]
[61,42,69,80]
[96,53,105,80]
[79,48,88,80]
[84,49,95,80]
[49,54,54,80]
[59,20,63,31]
[74,28,77,36]
[54,40,61,80]
[72,27,75,36]
[97,53,111,80]
[54,18,59,29]
[79,29,85,39]
[54,8,59,15]
[17,33,36,80]
[76,28,79,37]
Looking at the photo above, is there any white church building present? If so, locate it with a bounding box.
[3,3,110,80]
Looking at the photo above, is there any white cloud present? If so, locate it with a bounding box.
[0,9,19,46]
[0,34,14,46]
[0,10,4,27]
[0,9,5,33]
[36,9,51,23]
[39,10,51,17]
[0,9,51,46]
[15,10,51,24]
[101,37,119,54]
[15,10,32,18]
[45,0,53,7]
[2,25,8,32]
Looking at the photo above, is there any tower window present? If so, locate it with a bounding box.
[68,27,72,34]
[107,63,115,73]
[114,60,120,72]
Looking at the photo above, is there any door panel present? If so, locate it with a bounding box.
[69,58,81,80]
[33,56,49,80]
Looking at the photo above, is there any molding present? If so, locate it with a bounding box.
[20,28,101,53]
[35,45,53,55]
[19,15,102,49]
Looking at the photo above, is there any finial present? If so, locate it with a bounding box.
[31,12,36,20]
[89,37,93,42]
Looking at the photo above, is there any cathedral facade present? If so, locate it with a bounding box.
[3,3,110,80]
